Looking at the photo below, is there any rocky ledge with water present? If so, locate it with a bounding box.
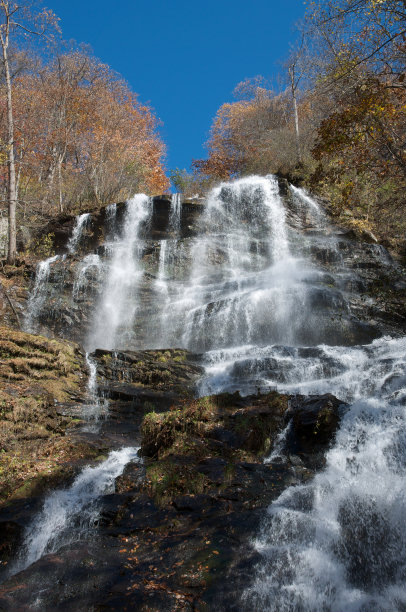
[6,181,404,346]
[0,349,346,609]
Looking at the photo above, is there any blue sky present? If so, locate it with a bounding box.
[47,0,306,172]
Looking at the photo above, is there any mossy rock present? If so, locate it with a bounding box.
[140,391,289,506]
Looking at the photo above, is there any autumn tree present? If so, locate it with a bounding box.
[308,0,405,83]
[193,76,315,180]
[0,0,59,264]
[0,49,169,231]
[194,0,405,248]
[298,0,405,245]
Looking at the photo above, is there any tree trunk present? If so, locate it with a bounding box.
[58,154,64,213]
[289,66,302,164]
[2,23,17,265]
[292,94,301,163]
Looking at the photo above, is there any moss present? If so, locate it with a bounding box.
[0,440,104,505]
[141,399,215,458]
[145,461,209,506]
[140,390,290,508]
[143,401,156,413]
[142,391,288,461]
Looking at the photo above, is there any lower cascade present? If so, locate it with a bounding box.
[3,175,405,609]
[244,336,406,611]
[11,447,140,577]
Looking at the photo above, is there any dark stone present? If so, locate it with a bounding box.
[288,393,347,455]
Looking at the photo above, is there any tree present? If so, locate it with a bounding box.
[307,0,406,88]
[1,49,169,222]
[193,79,311,179]
[0,0,59,264]
[285,33,308,163]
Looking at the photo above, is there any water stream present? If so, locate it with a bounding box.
[67,213,90,254]
[88,194,151,351]
[10,447,139,577]
[24,254,60,333]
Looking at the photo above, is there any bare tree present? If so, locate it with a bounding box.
[285,34,307,164]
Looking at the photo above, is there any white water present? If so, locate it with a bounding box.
[11,447,139,576]
[24,254,59,332]
[243,339,406,611]
[24,212,91,333]
[169,192,182,231]
[153,176,308,352]
[67,213,90,254]
[88,194,151,350]
[83,352,108,428]
[72,253,102,300]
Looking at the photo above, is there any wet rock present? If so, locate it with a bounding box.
[93,348,203,404]
[0,387,345,610]
[287,393,347,466]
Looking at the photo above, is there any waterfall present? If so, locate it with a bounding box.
[9,447,139,577]
[24,212,91,333]
[169,192,182,231]
[72,253,102,300]
[82,352,108,429]
[156,175,346,352]
[24,255,60,332]
[20,176,406,608]
[157,239,168,285]
[67,213,90,254]
[87,194,151,351]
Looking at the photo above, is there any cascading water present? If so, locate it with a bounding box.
[83,352,108,428]
[150,175,368,352]
[24,210,92,334]
[20,175,406,608]
[72,253,103,304]
[67,212,90,254]
[24,254,60,332]
[243,336,406,611]
[169,192,182,231]
[9,447,139,577]
[88,194,151,351]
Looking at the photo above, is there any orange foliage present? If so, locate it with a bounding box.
[1,51,169,216]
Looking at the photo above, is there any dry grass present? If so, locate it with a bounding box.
[0,326,87,503]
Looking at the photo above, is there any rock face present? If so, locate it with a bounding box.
[41,196,204,255]
[93,347,203,405]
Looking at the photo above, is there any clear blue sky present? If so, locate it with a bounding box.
[46,0,306,172]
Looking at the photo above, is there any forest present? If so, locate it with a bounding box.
[0,1,169,264]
